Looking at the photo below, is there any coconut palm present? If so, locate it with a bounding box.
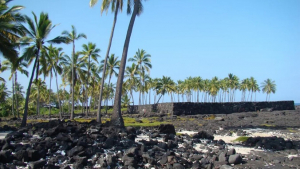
[112,0,146,127]
[19,12,61,127]
[128,48,151,105]
[81,42,100,116]
[31,78,46,115]
[100,54,120,113]
[124,63,138,106]
[57,25,86,119]
[240,78,249,102]
[0,0,25,64]
[0,82,10,104]
[90,0,125,123]
[61,53,87,113]
[0,59,28,116]
[248,77,260,102]
[40,45,66,119]
[208,76,219,102]
[14,82,24,118]
[261,78,276,102]
[227,73,239,102]
[155,76,175,104]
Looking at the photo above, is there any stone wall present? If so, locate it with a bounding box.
[129,101,295,115]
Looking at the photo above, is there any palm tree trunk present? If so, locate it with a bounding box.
[156,94,163,104]
[12,73,15,117]
[37,83,40,115]
[15,72,19,118]
[97,1,120,123]
[71,41,75,120]
[21,54,39,127]
[55,72,62,120]
[49,74,52,117]
[111,0,139,127]
[85,55,91,116]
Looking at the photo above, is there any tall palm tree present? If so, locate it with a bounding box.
[90,0,125,123]
[58,25,86,120]
[261,78,276,102]
[40,45,66,119]
[128,48,151,105]
[32,78,46,115]
[112,0,145,127]
[0,59,28,117]
[124,63,138,106]
[81,42,100,116]
[155,76,175,104]
[240,78,249,102]
[0,0,25,64]
[101,54,120,113]
[19,12,61,127]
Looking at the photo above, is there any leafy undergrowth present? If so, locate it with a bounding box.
[233,136,249,142]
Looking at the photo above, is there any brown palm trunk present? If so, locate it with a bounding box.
[49,73,52,117]
[12,73,15,117]
[22,53,39,127]
[97,1,120,123]
[111,1,139,127]
[55,72,63,120]
[71,41,75,120]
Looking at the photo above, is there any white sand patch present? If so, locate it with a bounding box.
[213,135,240,144]
[227,145,262,155]
[0,131,11,140]
[177,130,198,135]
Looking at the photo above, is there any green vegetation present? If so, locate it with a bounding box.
[261,124,276,127]
[233,136,250,142]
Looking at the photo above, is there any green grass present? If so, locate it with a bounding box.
[287,128,297,133]
[261,124,276,127]
[123,117,169,127]
[233,136,250,142]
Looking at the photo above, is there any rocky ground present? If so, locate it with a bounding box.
[0,107,299,169]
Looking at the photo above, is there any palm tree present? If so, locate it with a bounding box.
[112,0,146,127]
[155,76,175,104]
[19,12,61,127]
[261,78,276,101]
[0,59,28,117]
[90,0,125,123]
[248,77,259,102]
[227,73,239,102]
[240,78,249,102]
[81,42,100,116]
[128,48,151,105]
[32,78,46,115]
[14,82,24,118]
[40,45,66,119]
[0,82,10,115]
[101,54,120,113]
[0,0,25,64]
[209,76,219,102]
[58,25,86,120]
[124,63,138,106]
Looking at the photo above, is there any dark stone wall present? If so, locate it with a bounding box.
[129,101,295,115]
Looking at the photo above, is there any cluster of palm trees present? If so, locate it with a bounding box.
[0,0,277,128]
[0,0,149,127]
[142,74,276,105]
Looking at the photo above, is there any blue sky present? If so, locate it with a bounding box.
[1,0,300,103]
